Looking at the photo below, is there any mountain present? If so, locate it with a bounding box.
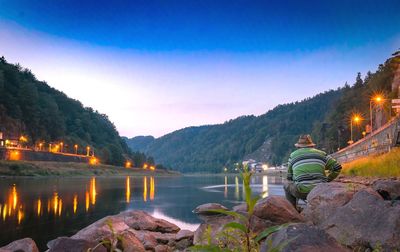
[126,55,399,173]
[0,56,154,167]
[124,136,155,151]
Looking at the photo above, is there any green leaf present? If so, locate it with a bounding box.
[255,224,288,243]
[223,222,247,233]
[205,209,247,223]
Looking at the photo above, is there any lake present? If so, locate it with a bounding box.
[0,174,284,249]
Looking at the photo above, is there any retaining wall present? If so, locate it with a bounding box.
[331,117,400,163]
[0,148,91,163]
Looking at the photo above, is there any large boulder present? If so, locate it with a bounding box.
[320,188,400,251]
[372,179,400,200]
[253,196,304,224]
[0,238,39,252]
[193,215,235,245]
[302,182,365,224]
[71,215,129,241]
[47,237,106,252]
[260,223,350,252]
[118,230,146,252]
[121,210,180,233]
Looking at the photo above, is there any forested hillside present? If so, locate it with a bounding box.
[0,57,155,167]
[126,55,399,173]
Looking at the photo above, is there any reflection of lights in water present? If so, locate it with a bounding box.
[17,206,23,224]
[53,193,59,215]
[150,177,155,201]
[143,176,148,202]
[37,199,42,216]
[47,199,51,213]
[58,199,62,216]
[224,176,228,198]
[126,176,131,203]
[2,204,6,220]
[235,176,240,200]
[85,191,90,211]
[12,185,18,210]
[262,176,269,198]
[73,195,78,214]
[152,209,200,231]
[1,185,25,222]
[90,177,97,205]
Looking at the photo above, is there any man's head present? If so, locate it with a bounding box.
[295,134,316,148]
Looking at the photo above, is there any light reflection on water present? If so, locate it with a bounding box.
[0,174,283,250]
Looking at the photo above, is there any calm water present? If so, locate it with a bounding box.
[0,174,284,249]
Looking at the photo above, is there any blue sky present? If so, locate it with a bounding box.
[0,0,399,137]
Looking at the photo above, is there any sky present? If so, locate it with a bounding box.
[0,0,399,137]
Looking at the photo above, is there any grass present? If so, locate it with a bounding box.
[342,147,400,177]
[0,160,179,177]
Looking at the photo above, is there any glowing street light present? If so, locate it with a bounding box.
[369,95,384,133]
[60,142,64,153]
[349,114,362,144]
[86,146,90,156]
[39,143,43,151]
[74,144,78,155]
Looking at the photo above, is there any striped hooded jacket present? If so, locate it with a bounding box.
[287,147,342,193]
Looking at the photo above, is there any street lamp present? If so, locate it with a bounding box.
[86,146,90,156]
[74,144,78,155]
[369,95,384,133]
[349,115,362,144]
[60,142,64,153]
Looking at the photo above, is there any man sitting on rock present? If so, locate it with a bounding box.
[284,134,342,209]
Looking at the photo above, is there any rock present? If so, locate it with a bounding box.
[0,238,39,252]
[71,215,129,241]
[249,215,275,233]
[302,182,365,225]
[122,210,180,233]
[372,179,400,200]
[232,203,248,215]
[129,230,158,250]
[155,244,171,252]
[253,195,304,223]
[193,203,228,215]
[320,188,400,251]
[119,231,146,252]
[175,229,194,241]
[47,237,106,252]
[260,223,349,252]
[193,215,234,245]
[175,238,193,250]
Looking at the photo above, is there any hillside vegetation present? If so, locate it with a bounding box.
[126,55,399,173]
[0,57,156,167]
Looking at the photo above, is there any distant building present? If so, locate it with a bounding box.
[0,132,4,147]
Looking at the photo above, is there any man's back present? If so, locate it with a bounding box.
[287,147,341,193]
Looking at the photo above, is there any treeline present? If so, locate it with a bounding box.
[0,57,160,168]
[126,55,399,173]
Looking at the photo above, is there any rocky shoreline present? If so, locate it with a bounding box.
[1,177,399,252]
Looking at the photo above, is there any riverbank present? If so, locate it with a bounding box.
[0,160,179,177]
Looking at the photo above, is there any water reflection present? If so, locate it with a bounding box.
[126,176,131,203]
[262,176,269,198]
[143,176,147,202]
[0,185,24,223]
[73,195,78,214]
[0,174,283,250]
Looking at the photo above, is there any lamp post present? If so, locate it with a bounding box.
[349,115,362,144]
[86,146,90,156]
[369,95,384,133]
[60,142,64,153]
[74,144,78,155]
